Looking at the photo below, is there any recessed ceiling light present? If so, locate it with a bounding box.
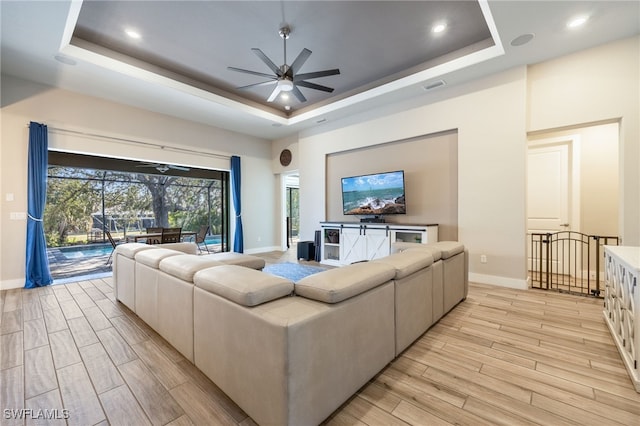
[284,105,291,111]
[567,16,588,29]
[125,29,142,39]
[432,23,447,34]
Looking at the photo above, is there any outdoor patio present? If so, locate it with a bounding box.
[47,246,113,282]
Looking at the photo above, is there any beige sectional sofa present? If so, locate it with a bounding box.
[113,240,468,426]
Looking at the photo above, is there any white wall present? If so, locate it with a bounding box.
[527,36,639,245]
[0,75,275,289]
[295,35,639,289]
[299,67,529,289]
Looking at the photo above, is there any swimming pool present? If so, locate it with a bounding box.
[59,243,113,260]
[57,235,222,260]
[204,235,222,245]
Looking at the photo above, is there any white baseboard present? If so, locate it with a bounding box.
[469,273,528,290]
[0,278,25,291]
[244,246,281,255]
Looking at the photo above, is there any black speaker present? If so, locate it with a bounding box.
[297,241,315,261]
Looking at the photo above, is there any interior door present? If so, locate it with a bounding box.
[527,144,570,233]
[527,143,571,275]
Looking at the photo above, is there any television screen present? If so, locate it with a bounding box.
[341,170,406,215]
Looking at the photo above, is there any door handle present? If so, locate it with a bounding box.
[560,223,570,227]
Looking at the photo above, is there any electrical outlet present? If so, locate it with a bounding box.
[257,236,262,242]
[480,254,487,264]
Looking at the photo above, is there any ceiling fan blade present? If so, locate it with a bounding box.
[236,80,278,90]
[295,80,335,93]
[169,165,190,171]
[267,85,283,102]
[251,48,283,77]
[294,69,340,81]
[291,85,307,103]
[227,67,276,79]
[289,48,312,76]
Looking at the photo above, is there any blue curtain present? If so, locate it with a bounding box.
[25,121,53,288]
[230,155,244,253]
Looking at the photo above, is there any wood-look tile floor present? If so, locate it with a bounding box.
[1,250,639,425]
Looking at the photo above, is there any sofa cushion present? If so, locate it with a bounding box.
[115,243,155,259]
[159,254,224,282]
[202,252,266,270]
[135,248,182,268]
[194,265,293,307]
[430,241,464,259]
[392,243,442,261]
[159,242,198,255]
[372,250,434,280]
[295,262,396,304]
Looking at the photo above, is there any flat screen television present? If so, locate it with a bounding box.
[341,170,406,215]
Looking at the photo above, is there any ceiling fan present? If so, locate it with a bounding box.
[228,25,340,103]
[137,163,190,173]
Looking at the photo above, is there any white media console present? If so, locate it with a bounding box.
[320,222,438,266]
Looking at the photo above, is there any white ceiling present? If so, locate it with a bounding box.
[1,1,639,140]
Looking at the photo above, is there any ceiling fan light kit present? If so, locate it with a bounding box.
[228,24,340,105]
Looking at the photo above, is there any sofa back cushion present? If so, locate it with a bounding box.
[115,243,155,259]
[159,255,224,282]
[194,265,293,307]
[202,252,266,270]
[392,243,442,261]
[429,241,464,259]
[295,262,396,304]
[158,242,198,255]
[135,248,182,268]
[372,250,434,280]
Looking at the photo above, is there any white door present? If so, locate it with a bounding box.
[527,144,570,233]
[527,143,573,276]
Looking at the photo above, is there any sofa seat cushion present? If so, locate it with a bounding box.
[194,265,293,307]
[372,250,434,280]
[159,255,224,282]
[135,248,182,268]
[296,262,396,304]
[202,252,266,270]
[430,241,464,259]
[115,243,155,259]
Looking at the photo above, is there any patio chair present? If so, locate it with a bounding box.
[195,225,210,253]
[145,227,163,245]
[105,229,119,265]
[161,227,182,244]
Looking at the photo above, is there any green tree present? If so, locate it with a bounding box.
[44,169,101,246]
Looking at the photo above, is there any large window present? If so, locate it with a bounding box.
[45,152,229,279]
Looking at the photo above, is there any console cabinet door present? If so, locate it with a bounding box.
[340,227,366,264]
[364,228,391,260]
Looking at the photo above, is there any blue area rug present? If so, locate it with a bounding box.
[263,262,326,282]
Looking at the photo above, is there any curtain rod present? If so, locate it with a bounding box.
[28,124,231,161]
